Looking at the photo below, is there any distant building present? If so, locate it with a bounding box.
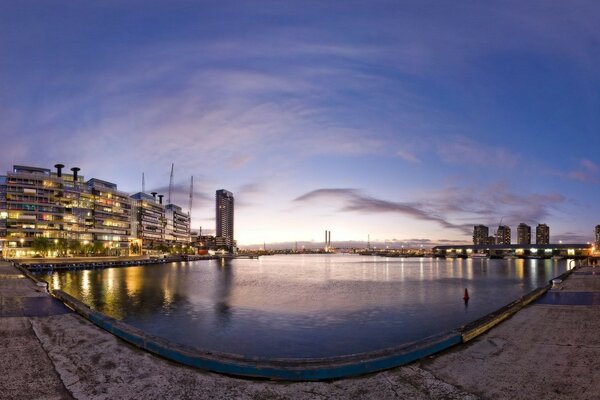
[195,234,217,251]
[517,223,531,245]
[496,225,511,245]
[536,224,550,245]
[216,189,234,252]
[595,225,600,247]
[473,225,489,245]
[487,236,496,245]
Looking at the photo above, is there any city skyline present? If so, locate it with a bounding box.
[2,2,600,246]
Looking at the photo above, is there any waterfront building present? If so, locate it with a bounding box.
[596,225,600,247]
[517,223,531,245]
[473,225,489,245]
[0,176,6,256]
[87,179,132,256]
[536,224,550,245]
[0,165,133,257]
[496,225,511,245]
[164,203,191,246]
[130,192,165,254]
[216,189,235,252]
[195,234,217,252]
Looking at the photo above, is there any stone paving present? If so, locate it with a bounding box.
[3,260,600,399]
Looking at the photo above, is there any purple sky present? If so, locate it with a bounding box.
[2,1,600,247]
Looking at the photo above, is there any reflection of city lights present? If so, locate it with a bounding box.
[81,270,91,299]
[52,274,60,291]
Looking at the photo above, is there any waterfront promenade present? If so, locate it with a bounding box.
[2,260,600,399]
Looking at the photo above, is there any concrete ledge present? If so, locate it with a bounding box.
[460,266,579,343]
[51,289,461,381]
[460,286,549,342]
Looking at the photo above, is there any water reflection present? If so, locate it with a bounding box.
[43,255,568,358]
[214,262,233,326]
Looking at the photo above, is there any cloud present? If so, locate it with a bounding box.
[294,188,473,234]
[435,136,518,168]
[294,183,567,237]
[423,182,566,227]
[549,158,600,184]
[397,149,420,163]
[561,159,600,184]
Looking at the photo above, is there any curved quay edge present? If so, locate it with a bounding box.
[52,289,461,381]
[45,264,578,382]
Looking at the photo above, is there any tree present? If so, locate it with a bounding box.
[31,237,51,256]
[55,238,69,257]
[130,242,140,255]
[92,241,105,256]
[68,239,82,255]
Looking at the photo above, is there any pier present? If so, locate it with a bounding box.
[10,254,258,273]
[2,259,600,398]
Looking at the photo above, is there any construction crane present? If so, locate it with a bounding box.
[188,176,194,218]
[142,172,145,193]
[167,163,174,205]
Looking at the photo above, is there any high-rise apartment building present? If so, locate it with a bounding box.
[496,225,511,245]
[87,179,132,255]
[130,192,165,253]
[473,225,489,245]
[595,225,600,247]
[165,203,191,245]
[517,223,531,245]
[216,189,234,252]
[536,224,550,245]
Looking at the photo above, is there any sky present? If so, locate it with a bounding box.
[1,1,600,248]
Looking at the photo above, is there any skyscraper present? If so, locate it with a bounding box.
[595,225,600,247]
[216,189,234,252]
[473,225,489,245]
[496,225,511,245]
[536,224,550,245]
[517,223,531,245]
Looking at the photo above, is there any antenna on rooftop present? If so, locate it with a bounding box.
[168,163,174,204]
[188,176,194,218]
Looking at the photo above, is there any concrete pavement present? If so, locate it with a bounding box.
[2,260,600,399]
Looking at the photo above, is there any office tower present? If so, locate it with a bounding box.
[536,224,550,245]
[216,189,234,252]
[517,223,531,245]
[473,225,489,245]
[496,225,511,245]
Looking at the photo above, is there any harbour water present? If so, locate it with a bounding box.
[44,254,569,358]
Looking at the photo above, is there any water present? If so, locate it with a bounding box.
[43,254,569,358]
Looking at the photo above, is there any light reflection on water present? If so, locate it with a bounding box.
[43,254,569,358]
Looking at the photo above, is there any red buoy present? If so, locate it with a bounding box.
[463,288,470,301]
